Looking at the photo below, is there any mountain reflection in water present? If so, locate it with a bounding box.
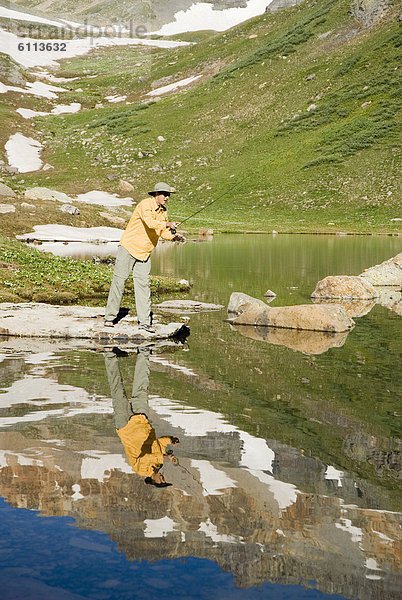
[0,235,401,599]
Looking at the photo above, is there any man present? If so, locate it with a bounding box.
[104,346,179,488]
[104,182,183,332]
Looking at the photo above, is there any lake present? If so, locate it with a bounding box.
[1,234,401,600]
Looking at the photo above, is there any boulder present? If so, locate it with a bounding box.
[25,187,73,203]
[311,275,378,299]
[118,179,134,192]
[231,323,349,355]
[0,204,16,213]
[0,182,17,197]
[198,228,214,237]
[359,253,402,287]
[229,300,354,333]
[60,204,80,215]
[227,292,267,316]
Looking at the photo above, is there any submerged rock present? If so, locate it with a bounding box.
[0,303,188,342]
[359,253,402,287]
[311,276,378,300]
[227,293,354,332]
[227,292,267,316]
[154,299,221,313]
[232,324,349,354]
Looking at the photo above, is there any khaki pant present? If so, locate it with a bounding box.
[104,350,150,430]
[105,245,151,325]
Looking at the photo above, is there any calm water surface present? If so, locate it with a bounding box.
[1,234,401,600]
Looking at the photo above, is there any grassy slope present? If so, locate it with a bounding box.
[0,235,189,303]
[1,0,401,233]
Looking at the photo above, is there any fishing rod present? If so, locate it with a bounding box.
[173,170,254,230]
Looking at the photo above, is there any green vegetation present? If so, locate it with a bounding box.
[0,235,189,304]
[0,0,400,234]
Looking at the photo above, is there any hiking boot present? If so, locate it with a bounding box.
[138,324,156,333]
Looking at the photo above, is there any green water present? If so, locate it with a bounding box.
[151,234,402,504]
[1,234,401,599]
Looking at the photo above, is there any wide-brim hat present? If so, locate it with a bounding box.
[148,182,176,195]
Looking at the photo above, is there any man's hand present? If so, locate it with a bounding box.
[166,221,180,230]
[170,436,180,445]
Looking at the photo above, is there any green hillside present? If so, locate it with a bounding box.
[1,0,401,233]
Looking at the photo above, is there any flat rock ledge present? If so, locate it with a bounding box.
[227,293,354,333]
[0,303,187,342]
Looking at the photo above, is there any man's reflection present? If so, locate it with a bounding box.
[104,347,179,487]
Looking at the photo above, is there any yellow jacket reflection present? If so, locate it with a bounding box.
[105,348,177,483]
[117,415,172,477]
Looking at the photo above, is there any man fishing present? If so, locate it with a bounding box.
[104,182,184,332]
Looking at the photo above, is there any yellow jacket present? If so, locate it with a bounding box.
[117,414,171,477]
[120,196,175,261]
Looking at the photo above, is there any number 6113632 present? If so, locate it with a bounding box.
[18,42,67,51]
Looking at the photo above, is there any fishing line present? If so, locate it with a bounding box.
[177,170,254,226]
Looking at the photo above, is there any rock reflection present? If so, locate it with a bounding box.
[312,298,376,318]
[376,287,402,316]
[105,347,179,488]
[231,323,349,354]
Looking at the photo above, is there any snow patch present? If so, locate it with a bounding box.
[5,133,43,172]
[198,518,238,544]
[0,28,189,69]
[105,95,127,103]
[81,453,131,481]
[17,224,123,242]
[325,465,344,487]
[150,356,197,377]
[191,459,237,496]
[74,191,133,207]
[335,518,364,544]
[0,6,71,28]
[144,516,177,538]
[147,75,202,97]
[247,469,298,511]
[71,483,84,501]
[153,0,272,35]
